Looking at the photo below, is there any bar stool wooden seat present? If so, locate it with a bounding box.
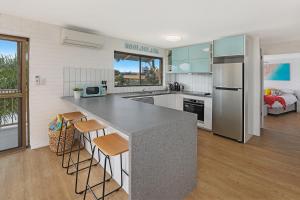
[57,111,87,168]
[67,119,109,194]
[62,112,86,122]
[75,120,107,133]
[83,133,129,200]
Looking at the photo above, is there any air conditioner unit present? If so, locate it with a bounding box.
[61,28,104,49]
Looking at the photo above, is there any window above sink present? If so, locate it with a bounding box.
[114,51,163,87]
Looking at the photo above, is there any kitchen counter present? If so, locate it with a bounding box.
[178,90,212,98]
[63,95,195,135]
[120,90,212,98]
[63,94,197,200]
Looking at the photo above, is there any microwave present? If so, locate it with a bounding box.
[82,85,106,97]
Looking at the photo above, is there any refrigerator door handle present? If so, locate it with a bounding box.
[214,86,241,91]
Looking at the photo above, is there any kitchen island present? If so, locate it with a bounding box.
[63,94,197,200]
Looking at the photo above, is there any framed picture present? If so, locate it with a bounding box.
[264,63,290,81]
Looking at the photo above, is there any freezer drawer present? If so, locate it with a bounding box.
[212,88,243,141]
[212,63,243,88]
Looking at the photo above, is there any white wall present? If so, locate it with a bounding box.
[245,36,261,138]
[264,53,300,90]
[262,40,300,55]
[0,14,166,149]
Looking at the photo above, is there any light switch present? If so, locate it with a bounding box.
[35,75,40,85]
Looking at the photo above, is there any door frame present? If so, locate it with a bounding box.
[0,34,29,155]
[260,48,265,130]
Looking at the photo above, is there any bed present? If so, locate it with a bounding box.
[264,89,298,115]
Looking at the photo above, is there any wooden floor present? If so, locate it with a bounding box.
[264,112,300,137]
[1,121,300,200]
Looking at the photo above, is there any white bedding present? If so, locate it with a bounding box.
[271,93,298,108]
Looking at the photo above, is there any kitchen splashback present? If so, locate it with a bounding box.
[63,67,165,96]
[63,67,113,96]
[167,74,212,93]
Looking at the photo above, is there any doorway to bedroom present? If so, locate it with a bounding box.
[262,53,300,136]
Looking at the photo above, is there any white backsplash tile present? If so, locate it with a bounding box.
[63,82,70,97]
[69,68,76,82]
[166,73,212,93]
[63,67,70,82]
[75,68,81,81]
[69,82,76,96]
[80,68,87,81]
[63,67,112,96]
[63,67,165,96]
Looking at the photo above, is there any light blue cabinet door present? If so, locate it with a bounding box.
[213,35,245,57]
[172,60,190,73]
[172,47,189,61]
[189,43,210,60]
[190,59,210,73]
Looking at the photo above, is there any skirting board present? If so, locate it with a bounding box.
[30,142,49,150]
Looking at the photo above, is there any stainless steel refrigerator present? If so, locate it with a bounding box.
[212,63,244,142]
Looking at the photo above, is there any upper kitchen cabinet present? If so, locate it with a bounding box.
[190,59,210,73]
[213,35,245,57]
[172,59,191,73]
[189,43,210,60]
[172,47,189,61]
[170,42,211,73]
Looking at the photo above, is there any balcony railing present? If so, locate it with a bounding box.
[0,89,20,94]
[0,89,19,127]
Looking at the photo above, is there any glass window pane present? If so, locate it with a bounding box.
[0,39,20,92]
[114,51,163,87]
[141,57,162,85]
[0,97,20,151]
[114,52,140,86]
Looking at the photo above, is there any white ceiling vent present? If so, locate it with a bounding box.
[61,28,104,49]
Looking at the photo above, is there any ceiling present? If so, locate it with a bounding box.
[1,0,300,48]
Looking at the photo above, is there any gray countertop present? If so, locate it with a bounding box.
[120,90,212,98]
[178,91,212,98]
[63,94,196,136]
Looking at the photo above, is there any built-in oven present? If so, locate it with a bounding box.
[183,98,205,123]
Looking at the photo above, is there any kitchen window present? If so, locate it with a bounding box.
[114,51,163,87]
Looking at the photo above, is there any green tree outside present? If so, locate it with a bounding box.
[0,54,18,126]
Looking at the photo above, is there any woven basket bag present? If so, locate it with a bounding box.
[48,126,74,153]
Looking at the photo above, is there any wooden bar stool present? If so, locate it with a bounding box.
[83,133,129,200]
[67,119,110,194]
[57,111,87,168]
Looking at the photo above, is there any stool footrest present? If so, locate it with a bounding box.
[77,176,112,194]
[56,145,85,156]
[86,179,121,200]
[67,157,99,175]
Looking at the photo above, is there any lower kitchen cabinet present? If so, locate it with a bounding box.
[153,94,166,107]
[204,97,212,130]
[153,94,177,110]
[176,94,183,111]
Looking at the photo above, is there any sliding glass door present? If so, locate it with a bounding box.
[0,34,29,153]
